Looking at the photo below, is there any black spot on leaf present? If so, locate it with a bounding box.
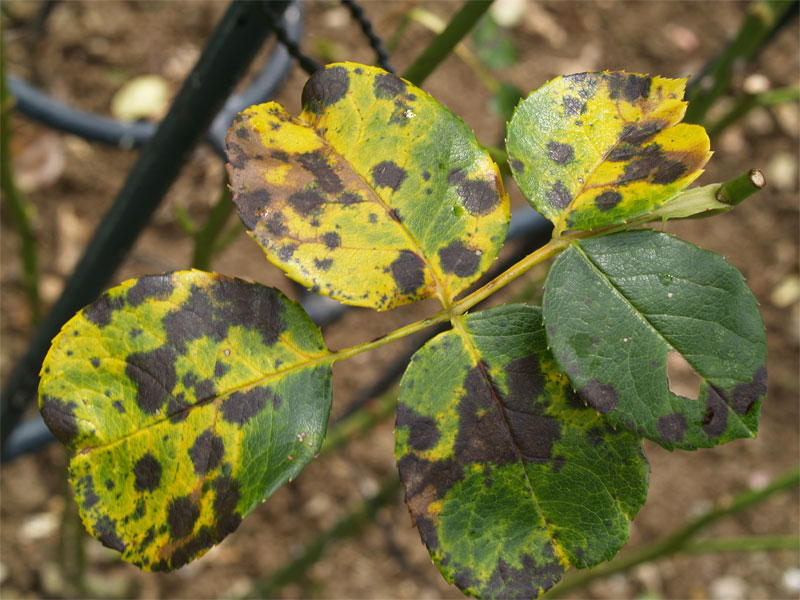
[372,161,407,191]
[656,412,687,443]
[271,149,288,162]
[448,169,466,185]
[289,189,325,215]
[213,475,242,540]
[510,159,524,173]
[167,393,191,423]
[486,552,561,599]
[702,386,729,438]
[84,292,124,327]
[439,241,480,277]
[226,141,246,170]
[126,345,178,414]
[422,170,431,181]
[80,475,100,510]
[396,403,440,451]
[547,181,572,209]
[168,496,200,539]
[623,74,652,102]
[621,121,664,145]
[547,141,574,164]
[214,360,229,378]
[127,275,175,307]
[314,258,333,271]
[503,355,546,414]
[595,190,623,211]
[297,152,343,194]
[652,160,687,184]
[339,192,361,204]
[390,251,426,295]
[112,400,125,413]
[374,73,407,98]
[40,396,79,444]
[265,213,287,236]
[563,96,585,117]
[134,452,162,491]
[221,387,269,426]
[457,180,499,215]
[322,231,341,249]
[413,515,439,550]
[189,431,225,475]
[95,516,127,553]
[301,66,350,113]
[580,379,619,413]
[278,244,297,260]
[90,358,100,368]
[234,189,271,230]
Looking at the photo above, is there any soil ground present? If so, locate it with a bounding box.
[1,2,798,599]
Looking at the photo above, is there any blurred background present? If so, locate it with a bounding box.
[1,1,798,598]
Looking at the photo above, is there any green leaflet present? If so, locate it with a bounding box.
[226,62,509,311]
[38,270,332,570]
[395,305,649,599]
[542,231,767,450]
[506,71,712,235]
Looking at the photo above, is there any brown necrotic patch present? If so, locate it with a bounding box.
[396,403,441,451]
[297,151,343,194]
[547,141,574,164]
[374,73,407,99]
[133,452,163,492]
[656,412,687,443]
[84,292,124,328]
[125,345,178,415]
[390,251,426,295]
[40,396,79,444]
[731,365,767,415]
[372,161,407,191]
[189,430,225,475]
[167,495,200,539]
[289,189,325,216]
[221,387,269,426]
[234,189,271,230]
[620,121,664,146]
[301,65,350,114]
[594,190,623,212]
[579,379,619,413]
[439,241,480,278]
[547,181,572,209]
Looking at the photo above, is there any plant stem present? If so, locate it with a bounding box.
[715,168,766,206]
[191,181,236,270]
[684,0,797,124]
[452,238,568,314]
[406,7,500,92]
[706,86,800,137]
[685,534,799,554]
[402,0,493,87]
[0,31,41,325]
[244,474,403,599]
[543,467,800,598]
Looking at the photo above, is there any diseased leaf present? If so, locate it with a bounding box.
[395,305,649,599]
[39,270,332,571]
[226,62,509,311]
[506,71,712,235]
[542,230,767,450]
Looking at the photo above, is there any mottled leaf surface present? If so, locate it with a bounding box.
[543,231,767,450]
[226,62,509,311]
[506,71,711,234]
[39,271,332,570]
[396,305,648,599]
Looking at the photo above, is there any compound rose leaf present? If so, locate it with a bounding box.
[542,230,767,450]
[39,270,332,571]
[395,304,649,599]
[226,62,509,311]
[506,71,711,235]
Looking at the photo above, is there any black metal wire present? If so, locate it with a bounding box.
[258,2,321,75]
[341,0,395,73]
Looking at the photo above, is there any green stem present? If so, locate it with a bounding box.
[543,467,800,598]
[715,168,766,206]
[244,475,402,599]
[706,86,800,137]
[684,0,796,124]
[1,31,41,324]
[407,7,501,92]
[402,0,493,86]
[452,238,568,314]
[685,534,799,554]
[192,181,236,270]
